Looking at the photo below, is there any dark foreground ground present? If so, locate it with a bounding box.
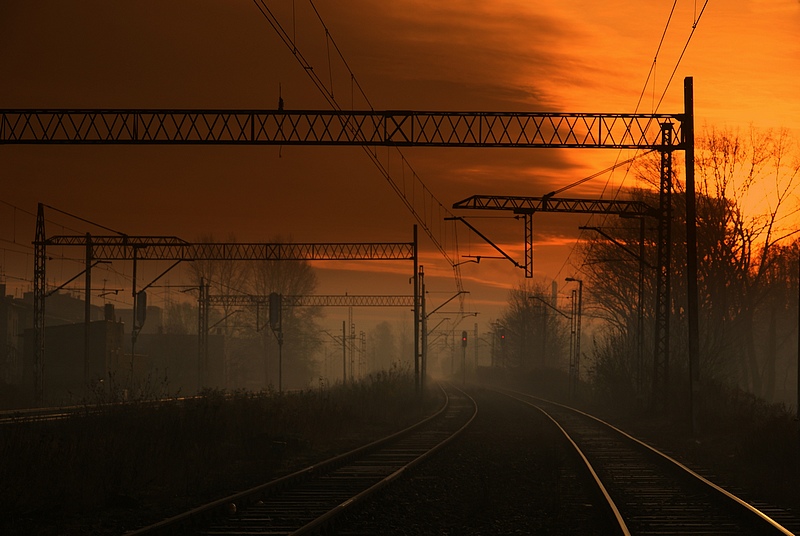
[4,379,800,535]
[337,388,612,535]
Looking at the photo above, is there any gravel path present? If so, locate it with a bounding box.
[337,387,614,535]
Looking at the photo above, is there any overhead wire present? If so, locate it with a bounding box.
[555,0,709,281]
[251,0,464,291]
[42,203,127,236]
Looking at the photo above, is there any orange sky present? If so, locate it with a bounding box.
[1,0,799,333]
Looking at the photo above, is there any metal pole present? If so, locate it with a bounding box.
[342,319,347,384]
[462,343,466,386]
[569,290,576,398]
[203,281,209,388]
[524,213,534,278]
[684,77,700,434]
[638,217,645,396]
[84,233,92,388]
[491,322,496,368]
[413,225,420,392]
[33,203,46,405]
[420,266,427,391]
[278,333,283,394]
[350,320,355,382]
[131,248,138,390]
[576,280,583,386]
[566,277,583,396]
[473,322,478,373]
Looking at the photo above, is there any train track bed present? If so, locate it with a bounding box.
[1,379,439,536]
[337,387,616,535]
[128,384,476,535]
[505,389,800,535]
[608,404,800,524]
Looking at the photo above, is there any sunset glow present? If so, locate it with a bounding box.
[1,0,799,326]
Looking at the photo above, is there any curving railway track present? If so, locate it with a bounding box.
[126,384,477,536]
[502,388,799,535]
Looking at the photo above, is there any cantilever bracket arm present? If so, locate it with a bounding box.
[426,290,469,318]
[139,260,184,293]
[44,260,109,298]
[529,294,570,320]
[579,226,653,269]
[445,217,523,271]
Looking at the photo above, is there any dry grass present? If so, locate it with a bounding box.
[0,369,435,535]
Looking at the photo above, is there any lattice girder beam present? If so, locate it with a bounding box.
[1,110,684,149]
[32,227,419,403]
[43,236,415,261]
[209,294,414,308]
[452,194,658,279]
[453,195,657,217]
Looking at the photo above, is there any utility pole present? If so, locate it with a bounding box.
[420,266,427,391]
[461,330,467,386]
[565,278,583,394]
[84,233,92,387]
[342,320,347,385]
[684,77,700,434]
[473,322,478,374]
[269,292,283,394]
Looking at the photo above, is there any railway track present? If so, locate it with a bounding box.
[0,396,206,425]
[503,389,799,535]
[127,383,477,535]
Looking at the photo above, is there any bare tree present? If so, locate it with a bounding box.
[581,126,800,403]
[695,126,800,397]
[248,250,323,390]
[187,233,250,337]
[494,281,569,372]
[367,321,398,373]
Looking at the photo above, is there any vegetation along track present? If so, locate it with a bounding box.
[127,383,477,536]
[502,389,799,535]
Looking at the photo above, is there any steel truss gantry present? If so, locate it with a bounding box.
[453,195,657,217]
[31,210,418,402]
[1,110,681,149]
[208,294,414,308]
[42,235,414,261]
[19,81,697,408]
[453,121,679,406]
[451,195,657,278]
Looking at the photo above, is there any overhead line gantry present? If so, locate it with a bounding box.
[0,110,681,149]
[208,294,414,308]
[31,207,418,403]
[11,79,697,409]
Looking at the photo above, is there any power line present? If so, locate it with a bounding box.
[654,0,710,111]
[556,2,711,282]
[0,198,85,235]
[42,203,126,236]
[251,0,464,291]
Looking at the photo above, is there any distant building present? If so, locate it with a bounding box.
[0,287,228,406]
[1,286,110,407]
[22,312,125,406]
[0,284,23,386]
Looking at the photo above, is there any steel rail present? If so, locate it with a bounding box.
[125,383,476,535]
[291,384,477,535]
[0,396,206,425]
[500,388,796,535]
[500,390,630,535]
